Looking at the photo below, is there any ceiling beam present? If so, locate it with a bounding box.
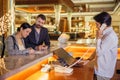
[15,0,74,12]
[15,0,59,5]
[71,0,115,4]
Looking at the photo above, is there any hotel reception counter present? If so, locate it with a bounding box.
[0,45,120,80]
[0,46,95,80]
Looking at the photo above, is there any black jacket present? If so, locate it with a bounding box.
[24,24,50,49]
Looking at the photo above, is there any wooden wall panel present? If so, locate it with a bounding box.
[0,0,3,18]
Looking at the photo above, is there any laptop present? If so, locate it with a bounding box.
[53,48,76,67]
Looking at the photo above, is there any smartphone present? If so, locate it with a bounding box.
[100,23,106,31]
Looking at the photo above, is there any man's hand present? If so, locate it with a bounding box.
[36,45,48,51]
[96,30,103,39]
[29,48,35,54]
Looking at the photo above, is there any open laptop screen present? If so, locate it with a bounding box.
[53,48,76,66]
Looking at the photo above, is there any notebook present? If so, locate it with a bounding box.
[53,48,76,67]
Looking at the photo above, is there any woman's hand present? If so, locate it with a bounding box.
[29,48,35,54]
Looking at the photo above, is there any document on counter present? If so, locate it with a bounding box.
[34,50,48,54]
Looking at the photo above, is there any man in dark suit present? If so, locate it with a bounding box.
[24,14,50,50]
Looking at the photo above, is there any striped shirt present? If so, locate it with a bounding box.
[95,27,118,78]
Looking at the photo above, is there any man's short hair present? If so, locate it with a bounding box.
[93,12,111,26]
[37,14,46,21]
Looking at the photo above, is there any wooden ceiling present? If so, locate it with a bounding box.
[16,6,66,13]
[72,0,118,12]
[15,0,120,15]
[15,0,74,13]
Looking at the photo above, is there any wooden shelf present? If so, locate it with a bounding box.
[72,20,83,22]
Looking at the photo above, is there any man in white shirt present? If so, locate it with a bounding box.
[93,12,118,80]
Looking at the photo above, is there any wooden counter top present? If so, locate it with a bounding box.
[25,62,94,80]
[1,43,120,80]
[0,50,52,79]
[1,56,94,80]
[0,46,95,80]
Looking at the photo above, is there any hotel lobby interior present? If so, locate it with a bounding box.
[0,0,120,80]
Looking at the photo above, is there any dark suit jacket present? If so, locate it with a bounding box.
[24,24,50,49]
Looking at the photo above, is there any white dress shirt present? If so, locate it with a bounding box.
[95,27,118,78]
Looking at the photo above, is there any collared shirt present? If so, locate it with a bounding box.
[95,27,118,78]
[18,44,25,50]
[34,26,40,44]
[35,30,40,44]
